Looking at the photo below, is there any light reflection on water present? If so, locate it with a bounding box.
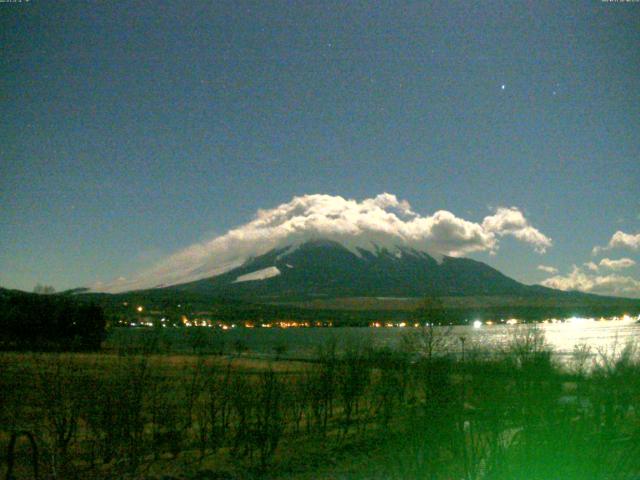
[446,318,640,355]
[212,317,640,362]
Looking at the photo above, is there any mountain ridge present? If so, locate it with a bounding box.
[161,239,593,301]
[6,238,637,325]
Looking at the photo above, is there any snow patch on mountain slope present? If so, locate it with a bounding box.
[93,193,551,293]
[233,266,281,283]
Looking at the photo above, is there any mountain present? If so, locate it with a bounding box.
[61,239,640,324]
[163,239,560,300]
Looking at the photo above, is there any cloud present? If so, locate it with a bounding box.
[593,230,640,255]
[482,207,552,253]
[598,258,636,270]
[537,265,558,274]
[583,261,599,272]
[541,266,640,298]
[584,258,637,271]
[95,193,551,293]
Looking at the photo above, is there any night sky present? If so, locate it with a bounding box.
[1,1,639,296]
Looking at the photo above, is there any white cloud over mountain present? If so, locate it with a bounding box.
[562,229,640,296]
[593,231,640,255]
[482,207,552,254]
[583,258,636,272]
[541,266,640,298]
[94,193,552,293]
[584,261,600,272]
[544,229,640,296]
[598,258,636,270]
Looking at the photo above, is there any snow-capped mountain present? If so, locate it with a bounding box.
[163,239,547,299]
[92,193,553,294]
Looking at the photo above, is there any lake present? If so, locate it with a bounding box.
[150,316,639,355]
[108,316,640,367]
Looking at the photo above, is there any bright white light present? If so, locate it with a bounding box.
[565,316,595,326]
[473,320,482,329]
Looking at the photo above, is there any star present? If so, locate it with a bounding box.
[501,84,506,90]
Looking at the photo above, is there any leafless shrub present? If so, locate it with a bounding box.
[252,368,285,470]
[401,324,452,361]
[336,343,370,438]
[571,343,594,377]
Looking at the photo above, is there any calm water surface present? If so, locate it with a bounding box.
[215,317,640,360]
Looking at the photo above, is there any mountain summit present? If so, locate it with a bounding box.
[93,194,553,293]
[165,239,548,300]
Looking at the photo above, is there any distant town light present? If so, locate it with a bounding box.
[136,306,143,313]
[473,320,482,329]
[566,316,589,325]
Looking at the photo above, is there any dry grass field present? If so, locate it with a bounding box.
[3,327,640,479]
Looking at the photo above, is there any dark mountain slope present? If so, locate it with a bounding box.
[166,240,563,300]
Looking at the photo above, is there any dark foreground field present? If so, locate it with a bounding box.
[2,327,640,479]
